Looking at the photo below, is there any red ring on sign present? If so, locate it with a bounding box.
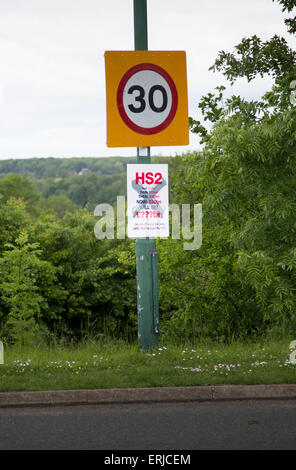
[117,63,178,135]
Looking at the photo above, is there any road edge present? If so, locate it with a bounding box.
[1,384,296,408]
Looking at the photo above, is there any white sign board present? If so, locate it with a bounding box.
[117,64,177,135]
[127,164,169,238]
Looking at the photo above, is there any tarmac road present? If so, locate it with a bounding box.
[1,399,296,450]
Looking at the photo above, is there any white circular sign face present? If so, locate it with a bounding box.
[117,63,178,135]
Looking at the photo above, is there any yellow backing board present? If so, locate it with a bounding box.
[105,51,189,147]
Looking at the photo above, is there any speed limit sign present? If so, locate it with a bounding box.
[105,51,189,147]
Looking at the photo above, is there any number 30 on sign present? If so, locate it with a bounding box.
[104,51,189,148]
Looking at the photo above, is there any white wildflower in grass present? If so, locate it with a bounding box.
[283,358,296,366]
[251,361,268,367]
[175,366,203,373]
[213,363,241,372]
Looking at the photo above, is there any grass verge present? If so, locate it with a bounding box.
[0,338,296,392]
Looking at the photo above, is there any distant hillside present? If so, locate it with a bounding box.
[0,155,173,212]
[0,157,138,179]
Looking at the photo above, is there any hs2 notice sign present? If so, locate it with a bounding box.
[127,164,169,238]
[105,51,188,147]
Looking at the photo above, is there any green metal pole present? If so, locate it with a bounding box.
[134,0,159,351]
[133,0,148,51]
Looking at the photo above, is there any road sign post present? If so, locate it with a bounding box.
[104,0,188,351]
[134,0,158,351]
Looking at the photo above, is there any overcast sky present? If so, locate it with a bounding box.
[0,0,294,159]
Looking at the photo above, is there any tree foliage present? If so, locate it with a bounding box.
[158,0,296,341]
